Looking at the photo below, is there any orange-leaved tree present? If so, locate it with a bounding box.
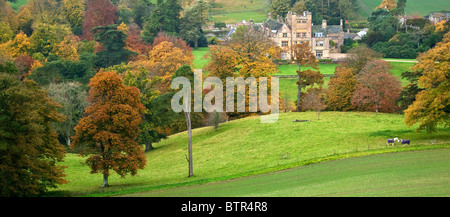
[291,42,323,112]
[71,71,146,187]
[351,59,401,113]
[326,66,357,111]
[404,31,450,132]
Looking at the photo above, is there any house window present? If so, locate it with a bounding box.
[296,33,301,38]
[316,40,324,47]
[316,50,323,59]
[315,32,323,37]
[297,20,301,23]
[281,41,289,47]
[302,33,306,37]
[281,51,287,60]
[302,20,307,23]
[283,33,287,38]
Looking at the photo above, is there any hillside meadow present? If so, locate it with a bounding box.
[357,0,450,18]
[123,148,450,197]
[50,112,450,196]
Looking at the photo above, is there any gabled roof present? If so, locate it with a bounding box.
[312,26,327,37]
[327,25,342,34]
[264,18,283,31]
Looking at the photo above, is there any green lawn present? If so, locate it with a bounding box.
[275,63,338,76]
[211,11,268,24]
[50,112,450,196]
[8,0,28,11]
[192,47,210,70]
[357,0,450,18]
[124,149,450,197]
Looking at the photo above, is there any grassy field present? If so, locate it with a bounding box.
[357,0,450,18]
[209,0,267,24]
[50,112,450,196]
[124,149,450,197]
[192,47,210,70]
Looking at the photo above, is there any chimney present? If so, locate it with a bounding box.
[322,19,327,29]
[268,13,272,19]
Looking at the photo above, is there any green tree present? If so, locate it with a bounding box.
[179,0,209,48]
[269,0,290,19]
[133,0,155,28]
[141,0,182,43]
[0,73,67,196]
[93,24,136,68]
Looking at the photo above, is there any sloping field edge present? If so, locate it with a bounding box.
[81,144,450,197]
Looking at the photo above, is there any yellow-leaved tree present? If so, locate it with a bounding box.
[404,31,450,132]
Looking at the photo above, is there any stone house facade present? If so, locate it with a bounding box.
[260,11,344,60]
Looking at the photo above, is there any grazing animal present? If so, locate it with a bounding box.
[387,137,400,146]
[401,139,410,146]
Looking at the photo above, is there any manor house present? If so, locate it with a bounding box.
[261,11,345,60]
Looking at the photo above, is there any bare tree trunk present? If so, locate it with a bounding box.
[185,112,194,177]
[296,63,302,112]
[66,137,71,147]
[145,142,154,152]
[296,83,302,112]
[101,174,109,187]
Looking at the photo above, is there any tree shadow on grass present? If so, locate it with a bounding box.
[368,129,413,137]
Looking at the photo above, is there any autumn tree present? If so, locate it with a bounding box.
[326,66,356,111]
[124,24,152,58]
[1,31,31,58]
[29,21,71,57]
[351,59,401,113]
[71,71,146,187]
[205,25,280,119]
[376,0,396,10]
[152,32,192,54]
[404,31,450,132]
[340,45,382,75]
[0,73,67,196]
[144,40,193,92]
[291,42,323,112]
[47,82,88,147]
[302,87,327,120]
[82,0,118,40]
[52,34,80,61]
[62,0,86,35]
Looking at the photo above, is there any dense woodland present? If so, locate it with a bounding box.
[0,0,449,196]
